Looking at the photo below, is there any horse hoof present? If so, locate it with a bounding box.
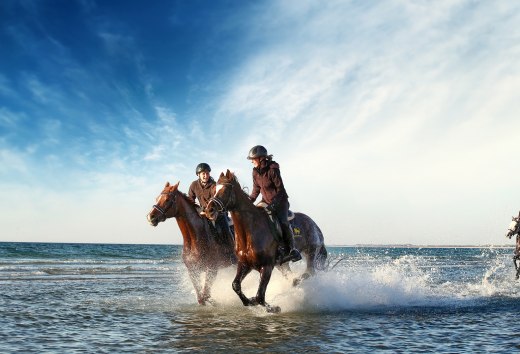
[198,295,213,306]
[292,278,301,287]
[265,304,281,313]
[248,297,259,306]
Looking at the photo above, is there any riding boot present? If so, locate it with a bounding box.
[281,223,302,262]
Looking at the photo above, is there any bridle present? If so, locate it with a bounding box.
[208,183,235,213]
[152,191,177,222]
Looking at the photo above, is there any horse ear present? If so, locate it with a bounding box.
[173,181,180,189]
[225,169,231,178]
[165,182,170,187]
[220,172,224,178]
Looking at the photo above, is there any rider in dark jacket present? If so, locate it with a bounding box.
[189,163,235,254]
[247,146,302,262]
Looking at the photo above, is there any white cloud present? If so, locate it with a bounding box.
[0,107,25,127]
[207,0,520,245]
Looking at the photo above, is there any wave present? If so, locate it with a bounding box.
[0,264,180,279]
[0,258,177,265]
[0,242,181,261]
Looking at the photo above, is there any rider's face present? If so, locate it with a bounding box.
[251,158,261,168]
[199,171,210,183]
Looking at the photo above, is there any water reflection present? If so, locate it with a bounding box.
[157,307,325,352]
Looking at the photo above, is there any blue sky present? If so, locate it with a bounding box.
[1,0,519,245]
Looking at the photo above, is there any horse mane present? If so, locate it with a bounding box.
[167,184,198,209]
[218,172,250,200]
[181,191,196,206]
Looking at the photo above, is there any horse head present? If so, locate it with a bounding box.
[147,181,181,226]
[205,169,239,221]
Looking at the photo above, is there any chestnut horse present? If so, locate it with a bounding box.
[205,170,327,312]
[147,181,236,305]
[506,211,520,279]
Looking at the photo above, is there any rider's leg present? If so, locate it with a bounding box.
[280,222,302,262]
[275,200,302,262]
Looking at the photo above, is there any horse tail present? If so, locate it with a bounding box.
[316,245,328,270]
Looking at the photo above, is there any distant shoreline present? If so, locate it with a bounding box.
[341,244,515,249]
[0,241,515,248]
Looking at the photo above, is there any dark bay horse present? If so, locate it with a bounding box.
[506,211,520,279]
[258,202,328,284]
[147,181,236,305]
[205,170,327,312]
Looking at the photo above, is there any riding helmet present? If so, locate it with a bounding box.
[195,163,211,175]
[247,145,268,160]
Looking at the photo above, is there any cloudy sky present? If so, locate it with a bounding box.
[1,0,519,246]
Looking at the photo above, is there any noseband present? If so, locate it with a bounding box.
[152,191,177,221]
[209,183,235,213]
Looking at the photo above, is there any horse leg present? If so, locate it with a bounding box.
[277,262,291,279]
[514,255,520,280]
[232,262,253,306]
[201,267,218,305]
[187,267,206,305]
[293,250,314,286]
[515,238,520,280]
[252,265,273,306]
[254,265,280,313]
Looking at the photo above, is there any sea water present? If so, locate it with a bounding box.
[1,242,519,353]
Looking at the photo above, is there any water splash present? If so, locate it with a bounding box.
[179,249,520,314]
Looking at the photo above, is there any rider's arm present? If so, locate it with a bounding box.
[187,182,197,204]
[249,171,260,202]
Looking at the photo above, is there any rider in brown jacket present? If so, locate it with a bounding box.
[247,146,302,262]
[189,163,235,256]
[188,163,217,209]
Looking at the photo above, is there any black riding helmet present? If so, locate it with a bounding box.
[195,163,211,175]
[247,145,268,160]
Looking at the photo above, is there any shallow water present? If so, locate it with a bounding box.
[1,243,520,352]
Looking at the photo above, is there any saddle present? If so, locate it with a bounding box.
[255,202,300,265]
[255,202,295,220]
[254,202,300,241]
